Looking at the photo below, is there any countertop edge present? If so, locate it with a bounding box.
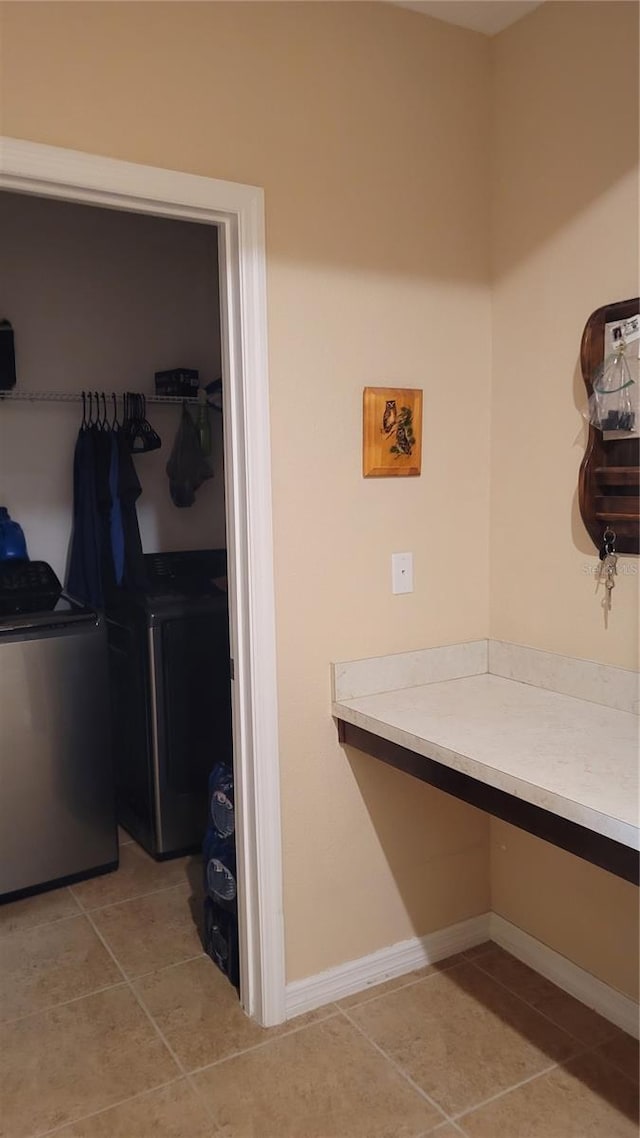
[332,695,640,853]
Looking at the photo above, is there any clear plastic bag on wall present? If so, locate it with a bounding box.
[587,343,638,433]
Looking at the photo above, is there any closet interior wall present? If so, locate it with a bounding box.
[0,190,225,579]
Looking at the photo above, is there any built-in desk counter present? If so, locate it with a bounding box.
[332,642,639,885]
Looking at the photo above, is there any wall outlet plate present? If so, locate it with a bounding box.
[391,552,413,594]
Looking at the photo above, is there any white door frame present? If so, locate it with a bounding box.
[0,137,286,1027]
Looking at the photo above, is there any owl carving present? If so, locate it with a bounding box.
[381,399,397,435]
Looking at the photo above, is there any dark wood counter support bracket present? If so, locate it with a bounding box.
[337,718,639,886]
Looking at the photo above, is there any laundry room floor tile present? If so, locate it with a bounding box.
[593,1030,640,1084]
[458,1049,639,1137]
[2,840,635,1138]
[0,885,81,937]
[51,1079,215,1137]
[348,961,579,1116]
[0,985,179,1138]
[70,843,195,910]
[193,1015,443,1138]
[90,885,204,977]
[0,914,122,1023]
[134,954,336,1071]
[471,945,619,1046]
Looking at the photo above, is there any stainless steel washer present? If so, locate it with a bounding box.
[0,598,118,898]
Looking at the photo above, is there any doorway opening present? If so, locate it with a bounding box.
[0,137,286,1026]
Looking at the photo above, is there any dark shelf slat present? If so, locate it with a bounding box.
[595,516,639,527]
[594,496,639,521]
[592,496,633,518]
[595,467,640,487]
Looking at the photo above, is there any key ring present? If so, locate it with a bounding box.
[602,527,617,557]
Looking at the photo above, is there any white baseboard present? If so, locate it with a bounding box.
[285,913,490,1019]
[490,914,639,1039]
[285,911,639,1040]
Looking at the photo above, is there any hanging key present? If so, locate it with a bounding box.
[600,551,618,611]
[596,527,618,616]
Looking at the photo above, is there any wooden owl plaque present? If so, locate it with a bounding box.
[363,387,423,477]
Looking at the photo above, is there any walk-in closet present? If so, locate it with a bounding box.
[0,189,240,991]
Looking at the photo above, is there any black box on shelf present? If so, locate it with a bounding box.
[154,368,199,398]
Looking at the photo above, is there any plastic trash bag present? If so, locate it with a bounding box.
[166,403,213,507]
[587,343,638,433]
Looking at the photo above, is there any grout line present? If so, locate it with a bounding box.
[70,879,195,914]
[450,1035,603,1126]
[338,1004,452,1127]
[0,907,87,942]
[580,1039,640,1087]
[33,1075,185,1138]
[130,951,207,982]
[0,887,84,939]
[450,1059,562,1124]
[341,990,602,1130]
[0,980,128,1027]
[427,1123,466,1137]
[187,1008,344,1075]
[468,954,620,1048]
[81,905,221,1132]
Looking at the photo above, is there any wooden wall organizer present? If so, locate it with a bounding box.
[578,297,639,555]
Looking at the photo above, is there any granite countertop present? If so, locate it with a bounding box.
[332,645,639,852]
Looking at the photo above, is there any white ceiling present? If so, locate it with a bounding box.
[393,1,543,36]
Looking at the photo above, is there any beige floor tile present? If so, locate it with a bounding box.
[349,962,579,1116]
[339,953,469,1010]
[0,914,122,1022]
[134,954,335,1071]
[473,946,617,1045]
[0,985,179,1138]
[431,1126,464,1137]
[193,1015,443,1138]
[71,843,195,909]
[594,1030,640,1084]
[53,1079,215,1137]
[0,886,80,937]
[90,885,203,977]
[117,826,134,846]
[459,1050,639,1137]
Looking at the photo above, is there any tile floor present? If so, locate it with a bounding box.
[0,828,637,1137]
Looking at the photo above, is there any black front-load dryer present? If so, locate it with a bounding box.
[106,549,232,858]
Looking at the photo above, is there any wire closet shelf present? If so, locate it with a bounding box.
[0,390,199,405]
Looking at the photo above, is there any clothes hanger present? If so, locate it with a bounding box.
[127,392,161,453]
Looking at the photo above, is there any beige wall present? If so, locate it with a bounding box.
[490,0,639,668]
[2,0,637,997]
[492,822,639,1001]
[0,2,493,981]
[490,0,639,999]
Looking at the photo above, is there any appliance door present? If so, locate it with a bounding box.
[107,614,156,853]
[150,607,232,855]
[0,617,117,896]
